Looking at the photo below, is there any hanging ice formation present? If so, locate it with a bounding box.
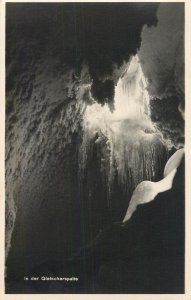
[79,55,168,206]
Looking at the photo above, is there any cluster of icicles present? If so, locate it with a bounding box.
[79,55,168,204]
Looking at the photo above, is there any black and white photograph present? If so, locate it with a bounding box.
[4,1,187,295]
